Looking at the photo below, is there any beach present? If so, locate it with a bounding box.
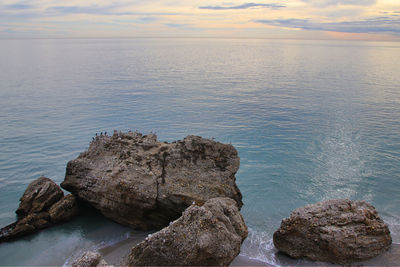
[98,233,400,266]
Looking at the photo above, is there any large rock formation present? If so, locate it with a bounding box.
[61,132,242,230]
[273,199,392,264]
[0,177,80,242]
[128,197,248,266]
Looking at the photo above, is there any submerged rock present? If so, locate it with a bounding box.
[0,177,80,242]
[72,251,108,267]
[61,132,242,230]
[273,199,392,264]
[128,197,248,266]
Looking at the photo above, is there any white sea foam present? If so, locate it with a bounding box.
[240,228,278,266]
[382,213,400,244]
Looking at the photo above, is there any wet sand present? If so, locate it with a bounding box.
[99,234,273,266]
[99,232,151,266]
[99,235,400,266]
[269,244,400,266]
[230,255,273,266]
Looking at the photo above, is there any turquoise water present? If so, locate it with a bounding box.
[0,38,399,265]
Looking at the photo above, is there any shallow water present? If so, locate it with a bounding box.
[0,38,399,265]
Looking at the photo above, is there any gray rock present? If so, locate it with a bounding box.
[16,176,63,218]
[61,132,242,230]
[273,199,392,264]
[72,251,108,267]
[49,194,80,223]
[128,197,248,266]
[0,177,80,242]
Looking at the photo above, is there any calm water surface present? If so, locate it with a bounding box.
[0,38,399,265]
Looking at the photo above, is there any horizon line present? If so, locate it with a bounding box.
[1,36,399,42]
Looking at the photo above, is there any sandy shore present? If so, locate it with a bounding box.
[99,232,150,265]
[99,234,273,266]
[99,234,399,266]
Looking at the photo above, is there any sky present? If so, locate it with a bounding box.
[1,0,400,40]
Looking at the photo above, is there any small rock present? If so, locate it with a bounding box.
[273,199,392,264]
[16,176,64,218]
[72,251,108,267]
[49,194,80,223]
[0,177,80,242]
[128,197,248,266]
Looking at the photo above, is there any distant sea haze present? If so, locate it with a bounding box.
[0,38,399,265]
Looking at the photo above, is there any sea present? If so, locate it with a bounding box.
[0,38,399,266]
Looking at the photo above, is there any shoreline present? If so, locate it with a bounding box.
[98,233,400,266]
[98,234,274,266]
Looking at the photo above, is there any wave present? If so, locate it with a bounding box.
[240,228,278,266]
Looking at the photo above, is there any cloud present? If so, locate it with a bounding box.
[2,28,16,33]
[164,23,203,31]
[301,0,377,7]
[46,4,123,16]
[1,0,399,39]
[255,17,400,33]
[0,3,121,19]
[113,17,159,24]
[44,4,183,17]
[5,3,34,10]
[0,11,40,20]
[132,17,158,24]
[199,3,286,10]
[0,2,185,25]
[323,9,363,19]
[165,23,188,28]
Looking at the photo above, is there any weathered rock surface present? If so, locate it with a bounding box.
[0,177,80,242]
[72,251,108,267]
[273,199,392,264]
[16,176,63,217]
[61,132,242,230]
[128,197,248,266]
[49,194,80,223]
